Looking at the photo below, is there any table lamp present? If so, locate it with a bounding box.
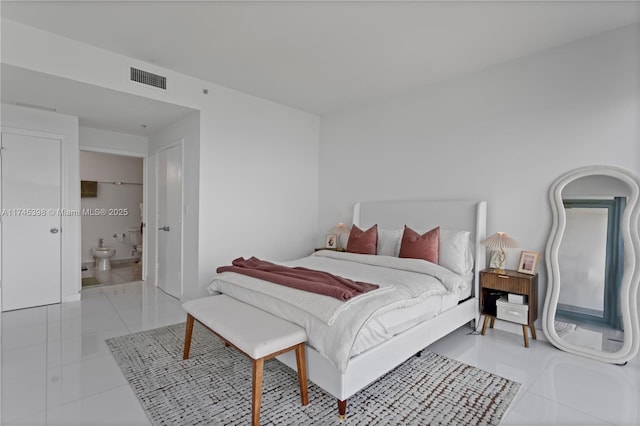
[481,232,519,273]
[329,223,350,250]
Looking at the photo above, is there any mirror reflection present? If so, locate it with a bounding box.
[544,166,640,364]
[556,195,625,352]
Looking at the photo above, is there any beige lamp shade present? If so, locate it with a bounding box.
[481,232,519,272]
[329,223,351,249]
[482,232,519,249]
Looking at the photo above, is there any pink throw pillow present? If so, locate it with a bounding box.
[399,226,439,264]
[346,224,378,255]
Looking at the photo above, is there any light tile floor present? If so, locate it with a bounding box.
[82,261,143,286]
[1,281,639,425]
[1,280,183,426]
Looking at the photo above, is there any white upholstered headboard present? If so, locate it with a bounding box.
[353,199,487,295]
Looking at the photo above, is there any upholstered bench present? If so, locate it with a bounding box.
[182,295,309,426]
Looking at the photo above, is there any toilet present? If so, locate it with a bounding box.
[92,247,116,271]
[127,227,143,258]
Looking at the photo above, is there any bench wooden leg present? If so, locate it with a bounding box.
[294,343,309,406]
[183,314,194,360]
[490,316,495,328]
[252,358,264,426]
[337,399,347,419]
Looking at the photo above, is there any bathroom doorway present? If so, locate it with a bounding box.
[80,150,145,286]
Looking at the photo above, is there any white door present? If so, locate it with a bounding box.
[157,144,182,298]
[1,132,61,311]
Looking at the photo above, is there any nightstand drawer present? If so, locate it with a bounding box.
[481,273,531,294]
[496,297,528,325]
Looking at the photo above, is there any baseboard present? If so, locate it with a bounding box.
[63,293,81,303]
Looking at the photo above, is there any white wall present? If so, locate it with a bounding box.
[198,88,319,284]
[319,25,639,328]
[1,104,81,303]
[79,151,143,263]
[147,111,200,299]
[2,19,320,300]
[79,126,147,155]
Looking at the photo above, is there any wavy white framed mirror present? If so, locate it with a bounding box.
[543,165,640,364]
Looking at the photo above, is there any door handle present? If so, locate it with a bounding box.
[50,228,59,234]
[158,226,170,231]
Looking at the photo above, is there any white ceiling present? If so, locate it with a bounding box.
[1,1,639,133]
[1,64,196,136]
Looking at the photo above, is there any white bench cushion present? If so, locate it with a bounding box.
[183,294,307,359]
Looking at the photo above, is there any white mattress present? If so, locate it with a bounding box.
[350,291,460,355]
[208,251,470,371]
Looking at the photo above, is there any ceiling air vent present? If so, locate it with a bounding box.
[130,67,167,90]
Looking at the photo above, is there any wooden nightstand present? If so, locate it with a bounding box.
[480,269,538,347]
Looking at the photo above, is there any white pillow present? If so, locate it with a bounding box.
[374,227,474,275]
[338,233,350,250]
[440,229,474,275]
[377,228,403,256]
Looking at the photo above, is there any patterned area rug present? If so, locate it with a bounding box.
[106,323,520,425]
[555,320,577,338]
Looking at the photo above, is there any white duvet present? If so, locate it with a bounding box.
[207,250,467,372]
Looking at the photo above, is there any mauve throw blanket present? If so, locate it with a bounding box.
[216,256,379,300]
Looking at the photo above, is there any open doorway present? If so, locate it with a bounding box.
[80,150,145,287]
[2,65,199,300]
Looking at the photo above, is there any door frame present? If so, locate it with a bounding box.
[80,147,149,281]
[1,127,66,309]
[155,140,184,297]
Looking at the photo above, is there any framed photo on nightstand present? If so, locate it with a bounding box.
[518,250,540,275]
[325,234,337,249]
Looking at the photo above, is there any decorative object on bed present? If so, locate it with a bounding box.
[106,322,520,425]
[439,228,474,274]
[481,232,519,273]
[329,222,350,250]
[517,250,540,275]
[543,165,640,364]
[376,228,402,256]
[216,256,379,300]
[345,224,378,254]
[210,199,487,417]
[398,225,439,263]
[377,227,474,272]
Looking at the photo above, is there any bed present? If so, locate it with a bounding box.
[207,199,487,417]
